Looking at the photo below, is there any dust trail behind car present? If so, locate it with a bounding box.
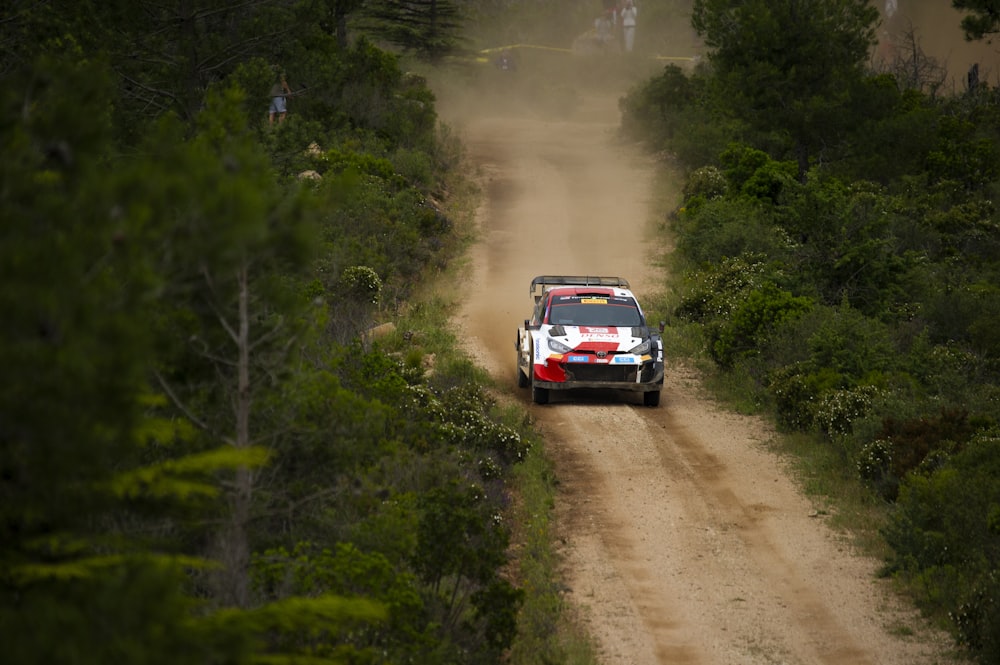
[436,74,955,664]
[442,92,661,381]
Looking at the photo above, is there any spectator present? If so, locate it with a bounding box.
[595,9,614,50]
[621,0,638,52]
[268,68,292,125]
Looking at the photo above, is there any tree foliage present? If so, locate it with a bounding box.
[359,0,467,63]
[2,2,528,663]
[691,0,879,178]
[953,0,1000,41]
[623,5,1000,661]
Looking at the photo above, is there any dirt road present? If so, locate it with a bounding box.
[438,78,954,664]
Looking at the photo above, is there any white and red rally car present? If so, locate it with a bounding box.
[515,275,664,406]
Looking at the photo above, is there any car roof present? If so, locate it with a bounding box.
[546,286,635,299]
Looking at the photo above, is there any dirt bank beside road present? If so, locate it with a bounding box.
[438,80,955,664]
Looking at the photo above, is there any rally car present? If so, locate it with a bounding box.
[515,275,664,406]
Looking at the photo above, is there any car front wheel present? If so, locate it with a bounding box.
[532,384,549,404]
[643,390,661,407]
[517,365,530,388]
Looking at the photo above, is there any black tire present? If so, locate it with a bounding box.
[532,384,550,405]
[643,390,661,407]
[517,338,531,388]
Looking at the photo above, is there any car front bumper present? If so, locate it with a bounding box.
[533,357,664,392]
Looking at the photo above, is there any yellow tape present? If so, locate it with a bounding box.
[472,44,698,62]
[479,44,575,55]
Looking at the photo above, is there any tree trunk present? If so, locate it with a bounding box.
[218,260,253,608]
[796,142,809,183]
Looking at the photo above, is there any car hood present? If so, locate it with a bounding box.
[545,324,646,351]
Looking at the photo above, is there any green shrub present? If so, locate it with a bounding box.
[708,285,813,368]
[251,541,423,662]
[768,363,844,432]
[435,384,530,466]
[620,64,700,145]
[683,165,727,202]
[926,115,1000,192]
[814,385,885,438]
[857,438,896,501]
[619,65,736,166]
[952,568,1000,659]
[776,179,914,317]
[340,265,383,305]
[674,198,791,266]
[804,303,896,381]
[674,254,773,322]
[883,430,1000,660]
[719,143,797,204]
[862,408,976,501]
[391,147,435,190]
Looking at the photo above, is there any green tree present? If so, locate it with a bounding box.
[140,86,320,608]
[0,55,264,665]
[318,0,368,47]
[360,0,466,63]
[691,0,879,179]
[953,0,1000,41]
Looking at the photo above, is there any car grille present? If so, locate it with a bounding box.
[564,364,641,383]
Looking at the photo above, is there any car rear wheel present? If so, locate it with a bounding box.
[643,390,661,407]
[532,384,549,404]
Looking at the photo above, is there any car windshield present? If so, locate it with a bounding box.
[547,298,643,327]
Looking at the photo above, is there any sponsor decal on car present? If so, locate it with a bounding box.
[580,298,608,304]
[567,355,590,363]
[612,356,638,364]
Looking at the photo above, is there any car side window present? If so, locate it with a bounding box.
[532,297,546,325]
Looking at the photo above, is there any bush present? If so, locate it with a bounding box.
[340,265,383,305]
[683,165,727,202]
[804,303,896,381]
[814,384,885,439]
[861,408,976,501]
[674,198,791,267]
[883,430,1000,660]
[619,64,737,166]
[720,143,797,204]
[674,254,772,323]
[768,363,844,432]
[620,64,700,145]
[707,285,813,368]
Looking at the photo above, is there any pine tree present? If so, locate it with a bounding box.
[0,56,387,663]
[360,0,466,63]
[953,0,1000,40]
[0,56,264,665]
[692,0,879,179]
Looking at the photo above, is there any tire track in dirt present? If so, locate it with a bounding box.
[439,86,955,665]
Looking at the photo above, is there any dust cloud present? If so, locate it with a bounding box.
[434,60,954,665]
[417,5,974,663]
[877,0,1000,89]
[432,63,663,380]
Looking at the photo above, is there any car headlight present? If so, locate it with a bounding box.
[628,338,651,355]
[547,337,573,354]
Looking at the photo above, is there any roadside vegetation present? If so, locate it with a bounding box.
[10,0,999,663]
[0,2,609,663]
[620,1,1000,661]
